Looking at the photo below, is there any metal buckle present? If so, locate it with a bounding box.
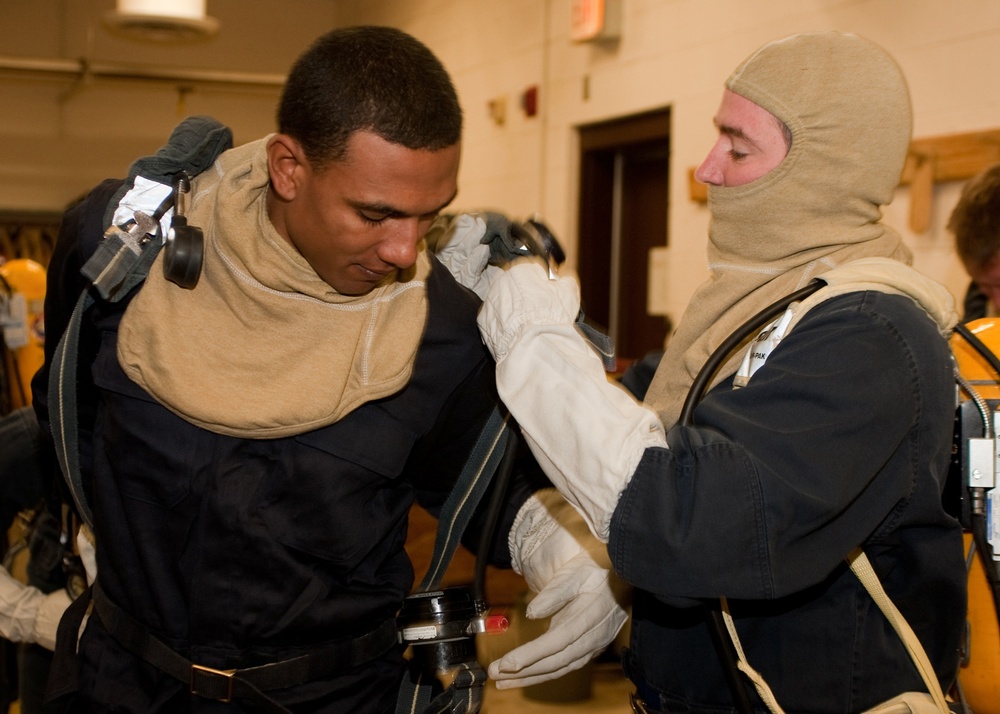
[630,692,652,714]
[190,663,237,703]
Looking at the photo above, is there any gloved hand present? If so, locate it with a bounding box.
[477,260,581,363]
[489,489,630,689]
[478,262,667,539]
[429,213,502,300]
[0,564,72,651]
[34,586,72,650]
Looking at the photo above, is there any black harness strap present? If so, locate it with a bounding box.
[50,116,233,531]
[420,662,487,714]
[395,406,510,714]
[44,583,93,705]
[418,404,510,592]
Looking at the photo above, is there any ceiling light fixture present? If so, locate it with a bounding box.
[103,0,219,43]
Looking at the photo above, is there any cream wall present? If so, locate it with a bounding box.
[0,0,334,213]
[340,0,1000,326]
[2,0,998,326]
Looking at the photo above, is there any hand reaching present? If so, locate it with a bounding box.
[491,489,630,688]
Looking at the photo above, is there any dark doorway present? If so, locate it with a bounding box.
[577,108,670,365]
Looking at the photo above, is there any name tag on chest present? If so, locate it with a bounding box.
[733,306,796,388]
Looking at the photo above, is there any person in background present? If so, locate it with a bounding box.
[0,406,75,714]
[948,163,1000,321]
[32,26,627,713]
[463,31,965,713]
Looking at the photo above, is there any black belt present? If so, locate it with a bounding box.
[630,692,660,714]
[92,582,399,713]
[629,680,667,714]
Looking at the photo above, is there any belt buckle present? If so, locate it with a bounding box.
[630,691,652,714]
[191,663,237,703]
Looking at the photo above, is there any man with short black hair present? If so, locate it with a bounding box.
[33,26,627,713]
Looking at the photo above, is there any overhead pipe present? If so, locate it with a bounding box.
[0,55,285,90]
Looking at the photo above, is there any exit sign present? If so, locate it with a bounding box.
[571,0,621,43]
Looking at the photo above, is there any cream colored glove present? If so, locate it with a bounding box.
[34,587,72,650]
[0,525,97,651]
[0,565,72,651]
[490,489,630,688]
[430,213,502,300]
[477,262,667,540]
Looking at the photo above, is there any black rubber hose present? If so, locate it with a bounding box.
[678,279,824,714]
[680,280,824,425]
[954,322,1000,384]
[474,424,518,604]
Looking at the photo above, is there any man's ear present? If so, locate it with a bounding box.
[267,134,307,201]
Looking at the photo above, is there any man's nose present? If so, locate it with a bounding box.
[694,142,724,186]
[377,219,421,270]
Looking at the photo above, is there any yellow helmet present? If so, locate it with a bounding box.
[0,258,46,408]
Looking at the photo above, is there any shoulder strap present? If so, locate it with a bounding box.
[719,597,787,714]
[417,405,511,592]
[103,116,234,229]
[719,550,950,714]
[846,549,950,713]
[398,406,512,714]
[47,117,233,530]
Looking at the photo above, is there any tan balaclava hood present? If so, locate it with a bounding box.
[645,32,914,426]
[117,138,431,439]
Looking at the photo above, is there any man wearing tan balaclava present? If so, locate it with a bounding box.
[467,31,966,713]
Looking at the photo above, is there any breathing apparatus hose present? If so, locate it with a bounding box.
[473,422,518,605]
[678,279,824,714]
[954,322,1000,386]
[678,280,825,424]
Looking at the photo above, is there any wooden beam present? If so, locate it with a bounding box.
[900,129,1000,185]
[901,129,1000,232]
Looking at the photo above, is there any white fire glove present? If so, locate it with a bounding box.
[430,213,502,300]
[489,489,630,689]
[0,565,72,651]
[0,525,97,652]
[477,262,667,540]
